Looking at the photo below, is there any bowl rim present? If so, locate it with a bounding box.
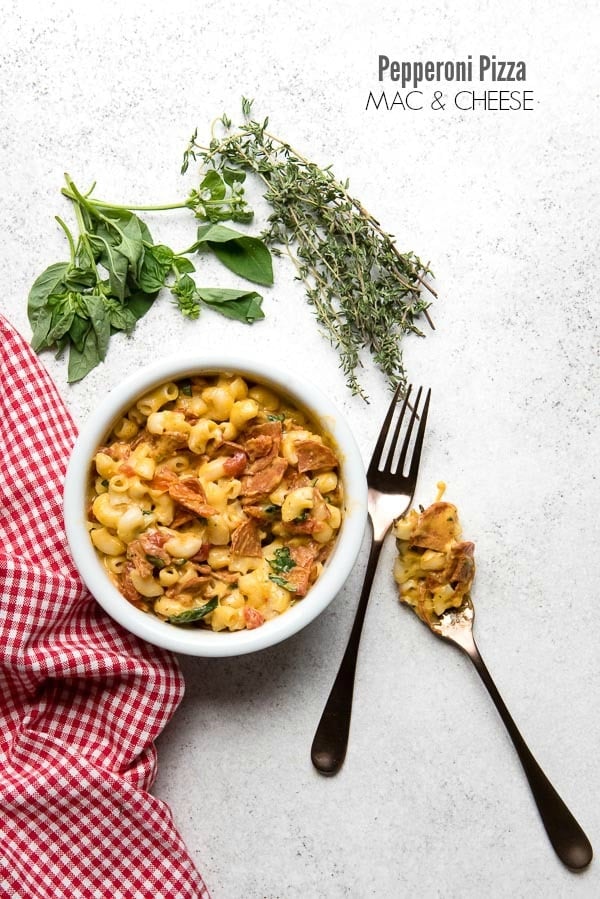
[63,353,367,656]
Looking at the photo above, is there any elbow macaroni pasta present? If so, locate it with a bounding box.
[86,373,344,631]
[392,486,476,624]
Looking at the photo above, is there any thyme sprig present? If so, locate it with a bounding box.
[183,101,435,399]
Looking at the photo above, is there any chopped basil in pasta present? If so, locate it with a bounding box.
[87,373,344,631]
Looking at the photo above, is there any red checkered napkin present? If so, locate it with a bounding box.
[0,317,209,899]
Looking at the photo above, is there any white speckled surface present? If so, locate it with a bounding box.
[2,1,599,896]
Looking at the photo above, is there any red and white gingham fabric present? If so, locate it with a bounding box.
[0,316,209,898]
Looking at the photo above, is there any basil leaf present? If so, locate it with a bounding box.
[30,306,55,352]
[138,244,174,292]
[197,287,264,323]
[268,574,298,592]
[222,166,246,186]
[64,268,97,291]
[106,303,138,333]
[137,217,154,245]
[167,596,218,624]
[211,237,273,286]
[268,546,296,574]
[68,313,91,352]
[195,223,273,286]
[45,309,75,345]
[90,234,129,302]
[172,255,195,274]
[200,169,226,202]
[195,222,247,244]
[125,289,159,322]
[84,294,111,359]
[67,327,96,381]
[96,208,146,277]
[66,295,111,382]
[171,274,201,318]
[30,287,75,351]
[27,262,69,327]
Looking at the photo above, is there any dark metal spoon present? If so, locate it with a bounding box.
[423,596,592,871]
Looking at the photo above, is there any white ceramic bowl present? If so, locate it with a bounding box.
[64,354,367,656]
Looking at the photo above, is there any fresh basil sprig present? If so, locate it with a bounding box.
[186,166,254,223]
[28,174,272,381]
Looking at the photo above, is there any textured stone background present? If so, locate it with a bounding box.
[1,1,599,896]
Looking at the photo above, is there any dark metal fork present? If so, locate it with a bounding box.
[311,384,431,775]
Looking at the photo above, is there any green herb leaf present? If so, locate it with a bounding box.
[66,294,111,382]
[138,243,174,292]
[96,208,146,277]
[195,223,273,286]
[197,287,264,323]
[105,300,139,333]
[67,311,90,353]
[222,166,246,186]
[188,105,435,398]
[89,234,129,302]
[211,236,273,286]
[188,169,254,223]
[171,273,201,319]
[45,308,75,345]
[64,268,97,291]
[268,546,296,574]
[28,167,271,382]
[172,255,195,274]
[268,574,298,592]
[30,305,57,353]
[195,222,247,244]
[27,262,70,327]
[167,596,218,624]
[125,289,159,323]
[200,169,227,202]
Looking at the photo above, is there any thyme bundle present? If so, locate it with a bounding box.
[183,99,435,399]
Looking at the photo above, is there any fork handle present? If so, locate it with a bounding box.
[462,636,593,870]
[311,534,383,775]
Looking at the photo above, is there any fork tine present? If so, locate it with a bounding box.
[406,388,431,483]
[390,385,423,474]
[367,382,410,475]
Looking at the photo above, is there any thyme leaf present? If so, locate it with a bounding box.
[184,100,436,400]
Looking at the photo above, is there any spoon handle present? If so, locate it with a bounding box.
[460,634,592,870]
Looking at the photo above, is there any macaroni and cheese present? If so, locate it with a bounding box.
[393,485,475,624]
[86,373,344,631]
